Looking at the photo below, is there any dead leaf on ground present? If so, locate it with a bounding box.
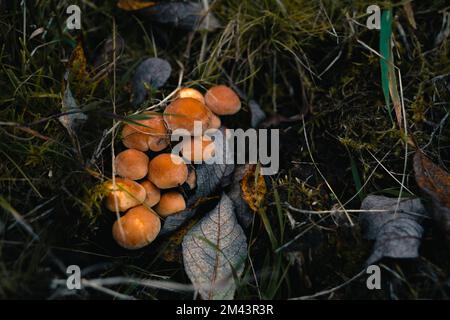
[126,1,221,32]
[249,100,266,128]
[182,193,247,300]
[67,39,92,97]
[359,195,428,265]
[59,79,87,134]
[131,57,171,106]
[241,164,267,212]
[413,151,450,241]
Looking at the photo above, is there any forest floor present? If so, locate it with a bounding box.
[0,0,449,299]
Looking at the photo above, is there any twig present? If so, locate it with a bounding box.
[290,269,365,300]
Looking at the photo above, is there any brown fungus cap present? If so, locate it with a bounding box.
[177,87,205,104]
[163,97,211,135]
[112,205,161,249]
[121,124,149,152]
[147,153,188,189]
[128,112,170,152]
[115,149,149,180]
[104,178,146,212]
[154,191,186,217]
[205,85,241,115]
[140,180,161,207]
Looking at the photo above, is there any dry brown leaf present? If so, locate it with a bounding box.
[67,38,94,97]
[117,0,155,11]
[241,165,267,212]
[413,151,450,240]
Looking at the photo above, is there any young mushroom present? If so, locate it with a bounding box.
[163,98,211,135]
[205,85,241,115]
[147,153,188,189]
[104,178,146,212]
[140,180,161,207]
[112,205,161,249]
[177,87,205,104]
[121,124,149,152]
[154,191,186,217]
[136,112,170,151]
[115,149,149,180]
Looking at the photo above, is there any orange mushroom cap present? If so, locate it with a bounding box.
[205,85,241,115]
[115,149,149,180]
[163,98,211,135]
[140,180,161,207]
[104,178,146,212]
[121,124,149,152]
[177,87,205,104]
[112,205,161,249]
[147,153,188,189]
[154,191,186,217]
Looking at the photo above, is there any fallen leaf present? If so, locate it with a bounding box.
[241,164,267,212]
[59,79,87,134]
[413,151,450,240]
[67,38,91,97]
[182,193,247,300]
[359,195,428,265]
[117,0,155,11]
[137,2,221,32]
[131,57,171,106]
[249,100,266,128]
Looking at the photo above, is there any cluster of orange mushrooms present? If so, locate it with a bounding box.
[104,85,241,249]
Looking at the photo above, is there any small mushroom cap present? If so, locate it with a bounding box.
[208,113,222,129]
[112,205,161,249]
[154,191,186,217]
[115,149,149,180]
[147,153,188,189]
[177,87,205,104]
[130,112,170,151]
[164,98,211,135]
[104,178,146,212]
[180,136,215,162]
[140,180,161,207]
[121,124,149,152]
[205,85,241,115]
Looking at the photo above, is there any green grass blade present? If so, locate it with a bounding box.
[380,8,393,120]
